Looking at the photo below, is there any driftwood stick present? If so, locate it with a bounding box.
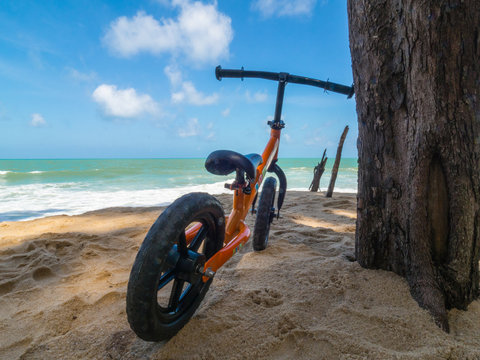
[326,126,349,197]
[309,149,327,192]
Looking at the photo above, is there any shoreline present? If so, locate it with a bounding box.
[0,189,358,223]
[1,191,478,359]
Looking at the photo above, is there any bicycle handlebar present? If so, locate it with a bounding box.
[215,66,354,98]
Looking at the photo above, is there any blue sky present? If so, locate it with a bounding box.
[0,0,357,159]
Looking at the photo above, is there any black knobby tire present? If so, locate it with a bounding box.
[253,177,276,251]
[126,192,225,341]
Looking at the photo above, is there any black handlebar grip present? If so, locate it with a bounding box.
[215,65,222,81]
[215,65,246,81]
[347,85,355,99]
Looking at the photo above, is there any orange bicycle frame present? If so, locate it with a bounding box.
[183,126,281,282]
[202,127,281,278]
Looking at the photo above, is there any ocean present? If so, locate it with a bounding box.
[0,158,358,222]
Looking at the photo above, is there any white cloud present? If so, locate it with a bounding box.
[172,81,218,105]
[164,64,182,87]
[246,90,268,103]
[166,65,218,105]
[221,108,230,117]
[283,133,291,142]
[177,118,216,139]
[206,122,215,140]
[305,134,333,147]
[68,68,97,82]
[30,113,46,127]
[103,1,233,64]
[252,0,317,17]
[92,84,159,118]
[178,118,200,137]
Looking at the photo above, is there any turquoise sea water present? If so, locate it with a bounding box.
[0,158,357,222]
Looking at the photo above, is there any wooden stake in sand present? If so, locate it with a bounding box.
[309,149,327,192]
[326,125,349,198]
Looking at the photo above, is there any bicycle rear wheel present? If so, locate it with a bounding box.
[126,192,225,341]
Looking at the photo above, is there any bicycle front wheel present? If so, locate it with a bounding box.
[126,192,225,341]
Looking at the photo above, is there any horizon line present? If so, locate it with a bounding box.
[0,157,359,161]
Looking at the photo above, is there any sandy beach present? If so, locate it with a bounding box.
[1,191,479,359]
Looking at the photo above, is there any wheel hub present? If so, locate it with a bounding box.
[166,245,206,283]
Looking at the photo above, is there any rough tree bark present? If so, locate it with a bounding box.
[326,126,349,197]
[309,149,327,192]
[348,0,480,331]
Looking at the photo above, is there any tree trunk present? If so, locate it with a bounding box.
[326,126,349,197]
[348,0,480,331]
[309,149,327,192]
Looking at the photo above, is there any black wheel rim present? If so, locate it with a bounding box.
[155,218,213,321]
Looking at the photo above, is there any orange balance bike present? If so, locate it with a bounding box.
[126,66,354,341]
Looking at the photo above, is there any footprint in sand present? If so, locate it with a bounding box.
[0,280,15,295]
[248,288,283,308]
[274,313,300,338]
[105,330,135,359]
[32,266,55,281]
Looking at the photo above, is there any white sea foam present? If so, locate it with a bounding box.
[0,171,11,175]
[289,167,309,171]
[1,181,359,222]
[0,180,233,221]
[0,178,357,222]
